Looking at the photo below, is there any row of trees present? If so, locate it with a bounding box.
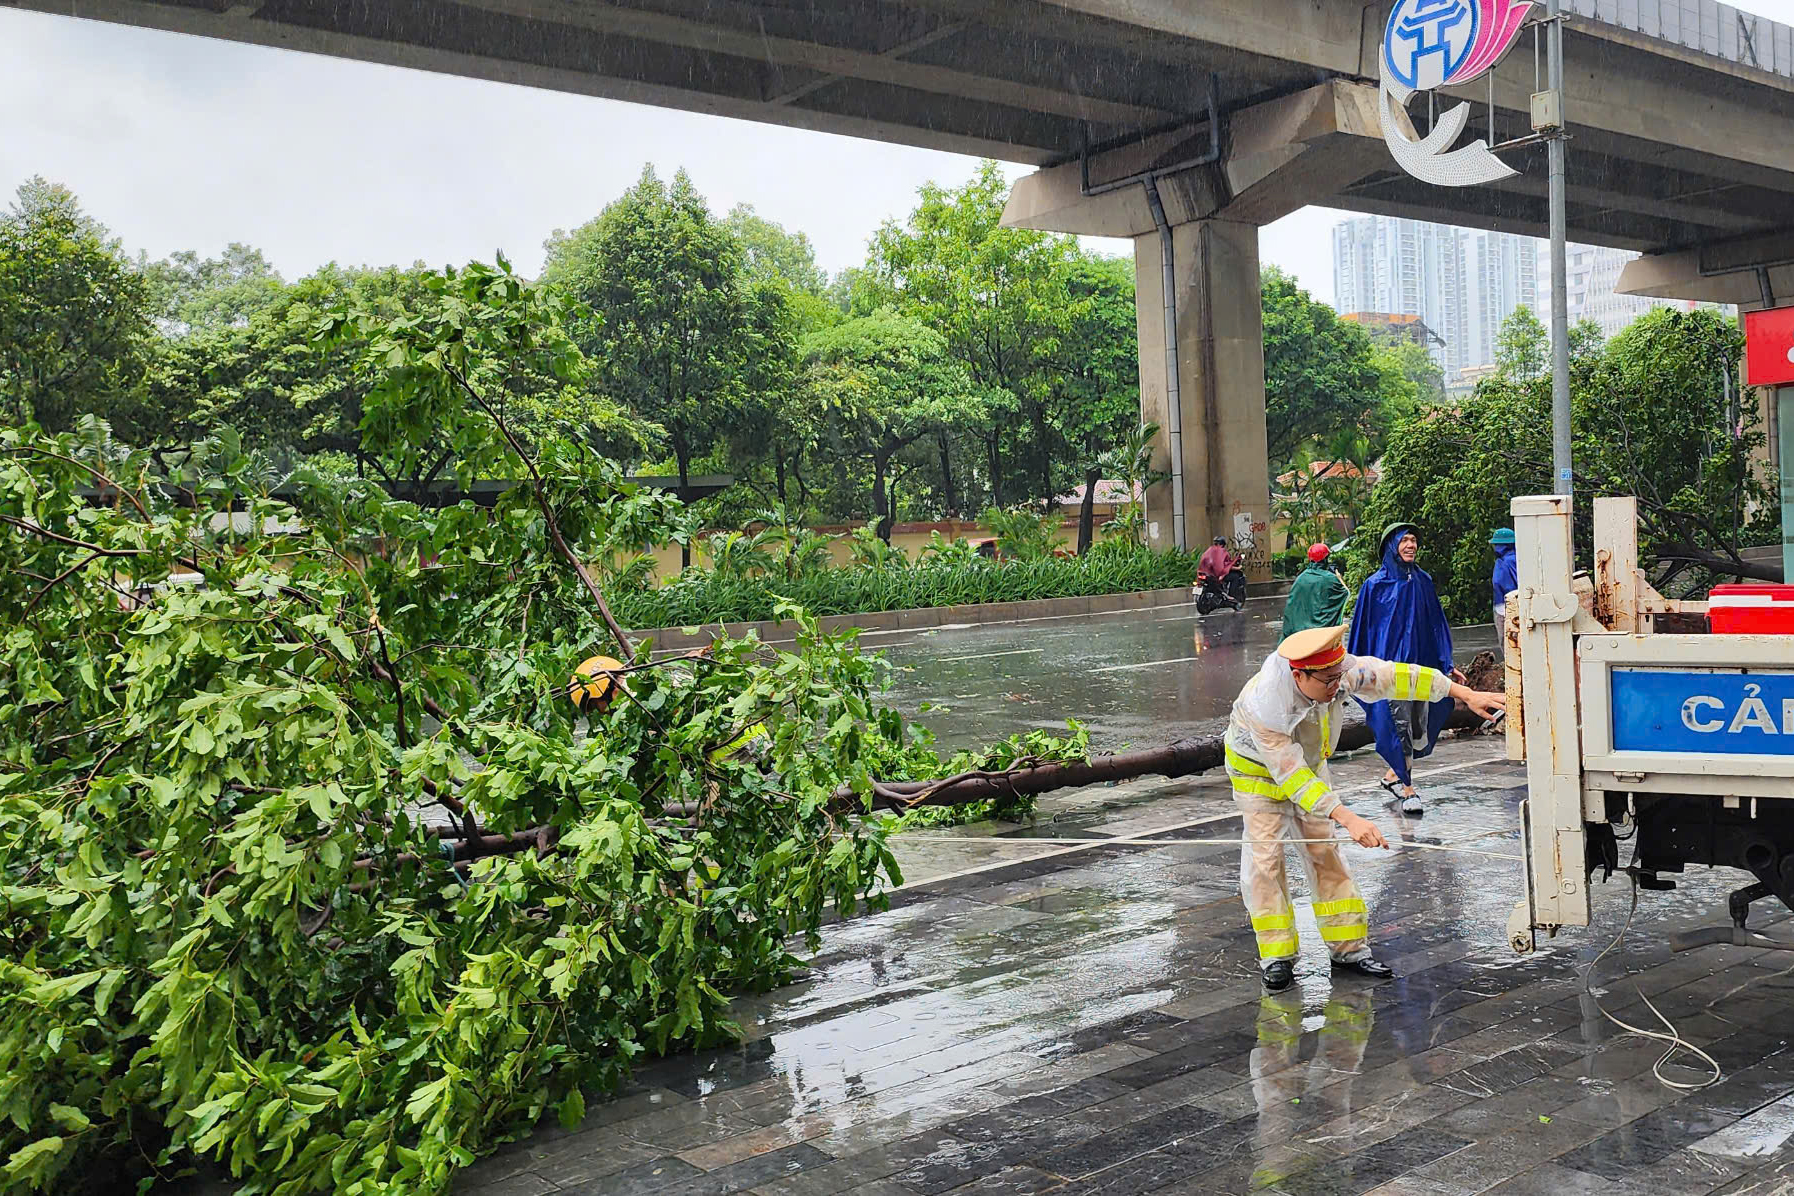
[1358,304,1775,621]
[0,165,1436,554]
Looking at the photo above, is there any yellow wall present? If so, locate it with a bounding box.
[644,513,1123,580]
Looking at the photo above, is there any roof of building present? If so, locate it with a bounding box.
[1054,479,1144,506]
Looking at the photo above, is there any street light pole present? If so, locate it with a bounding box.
[1546,0,1573,495]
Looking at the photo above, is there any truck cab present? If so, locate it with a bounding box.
[1505,495,1794,952]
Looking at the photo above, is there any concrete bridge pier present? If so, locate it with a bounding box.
[1132,217,1272,573]
[1002,80,1395,581]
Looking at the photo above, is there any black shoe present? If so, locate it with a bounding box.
[1262,960,1296,993]
[1331,956,1394,980]
[1400,792,1424,817]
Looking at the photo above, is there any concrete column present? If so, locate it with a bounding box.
[1133,217,1273,579]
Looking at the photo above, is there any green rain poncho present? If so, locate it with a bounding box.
[1281,563,1349,639]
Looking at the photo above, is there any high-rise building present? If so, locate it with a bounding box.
[1562,243,1720,341]
[1331,216,1470,375]
[1465,231,1538,369]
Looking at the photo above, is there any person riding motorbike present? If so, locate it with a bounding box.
[1196,536,1247,611]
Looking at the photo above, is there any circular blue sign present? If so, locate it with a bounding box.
[1383,0,1482,91]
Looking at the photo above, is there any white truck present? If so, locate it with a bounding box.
[1505,494,1794,953]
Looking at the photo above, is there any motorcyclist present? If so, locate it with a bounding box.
[1197,536,1245,607]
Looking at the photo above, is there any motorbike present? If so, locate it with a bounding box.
[1194,568,1247,614]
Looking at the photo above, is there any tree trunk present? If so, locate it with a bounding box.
[773,447,789,507]
[872,450,892,543]
[1030,405,1053,510]
[833,708,1481,812]
[938,432,957,517]
[1077,465,1099,556]
[675,440,693,569]
[986,432,1003,509]
[880,472,899,543]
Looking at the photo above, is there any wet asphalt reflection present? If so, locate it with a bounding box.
[873,602,1497,753]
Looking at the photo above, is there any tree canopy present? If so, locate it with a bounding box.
[0,179,153,439]
[1260,267,1387,467]
[1355,307,1772,620]
[0,260,1088,1194]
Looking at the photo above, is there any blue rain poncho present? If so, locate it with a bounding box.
[1491,543,1518,619]
[1346,525,1455,785]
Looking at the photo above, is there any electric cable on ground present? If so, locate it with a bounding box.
[1580,865,1724,1091]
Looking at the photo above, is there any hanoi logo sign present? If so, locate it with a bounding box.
[1379,0,1534,187]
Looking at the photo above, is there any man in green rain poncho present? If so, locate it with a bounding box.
[1281,543,1349,639]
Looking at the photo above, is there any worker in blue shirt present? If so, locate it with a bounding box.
[1490,528,1518,665]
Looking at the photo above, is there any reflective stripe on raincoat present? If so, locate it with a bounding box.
[1223,650,1453,817]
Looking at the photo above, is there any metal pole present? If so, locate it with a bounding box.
[1143,178,1187,551]
[1547,0,1573,495]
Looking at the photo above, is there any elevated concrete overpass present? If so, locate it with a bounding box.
[13,0,1792,562]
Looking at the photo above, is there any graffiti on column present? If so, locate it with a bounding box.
[1232,503,1270,573]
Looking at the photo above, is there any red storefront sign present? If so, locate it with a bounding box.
[1745,306,1794,388]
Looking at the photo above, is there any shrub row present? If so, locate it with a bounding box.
[610,546,1200,628]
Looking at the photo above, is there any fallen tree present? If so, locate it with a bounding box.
[844,706,1485,811]
[0,264,1087,1195]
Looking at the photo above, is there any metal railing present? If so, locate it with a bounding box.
[1565,0,1793,79]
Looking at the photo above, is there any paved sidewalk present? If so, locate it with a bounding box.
[456,736,1794,1196]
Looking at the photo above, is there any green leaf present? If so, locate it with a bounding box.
[48,1105,91,1133]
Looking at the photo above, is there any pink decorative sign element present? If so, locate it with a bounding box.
[1449,0,1535,85]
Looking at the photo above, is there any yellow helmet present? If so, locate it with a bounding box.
[568,655,626,712]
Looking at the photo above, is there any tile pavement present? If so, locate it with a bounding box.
[457,742,1794,1196]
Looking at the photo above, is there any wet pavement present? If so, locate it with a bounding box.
[457,607,1793,1196]
[872,602,1495,753]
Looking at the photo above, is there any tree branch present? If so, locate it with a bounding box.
[444,365,636,658]
[834,710,1481,812]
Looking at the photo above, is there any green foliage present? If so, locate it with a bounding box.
[1261,267,1384,468]
[722,203,830,300]
[918,532,981,566]
[139,244,286,335]
[844,525,910,570]
[0,178,153,439]
[0,264,1066,1194]
[803,309,980,534]
[857,162,1127,511]
[1358,307,1772,620]
[616,546,1198,628]
[1495,305,1549,382]
[544,166,758,488]
[982,504,1061,562]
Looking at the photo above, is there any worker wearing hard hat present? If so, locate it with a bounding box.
[1280,543,1349,639]
[569,651,770,763]
[1226,624,1506,992]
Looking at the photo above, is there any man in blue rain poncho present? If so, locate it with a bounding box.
[1347,524,1460,817]
[1490,528,1518,664]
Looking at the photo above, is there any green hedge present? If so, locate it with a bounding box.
[611,547,1200,628]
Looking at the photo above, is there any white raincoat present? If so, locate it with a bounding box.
[1224,651,1451,965]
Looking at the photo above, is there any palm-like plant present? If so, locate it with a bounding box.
[1100,421,1167,548]
[702,529,777,578]
[919,531,981,566]
[846,524,909,569]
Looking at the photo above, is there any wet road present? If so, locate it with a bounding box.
[873,602,1496,752]
[460,744,1793,1196]
[457,609,1791,1196]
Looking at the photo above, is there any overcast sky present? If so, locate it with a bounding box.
[2,0,1789,305]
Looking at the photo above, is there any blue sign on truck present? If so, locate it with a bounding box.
[1611,667,1794,756]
